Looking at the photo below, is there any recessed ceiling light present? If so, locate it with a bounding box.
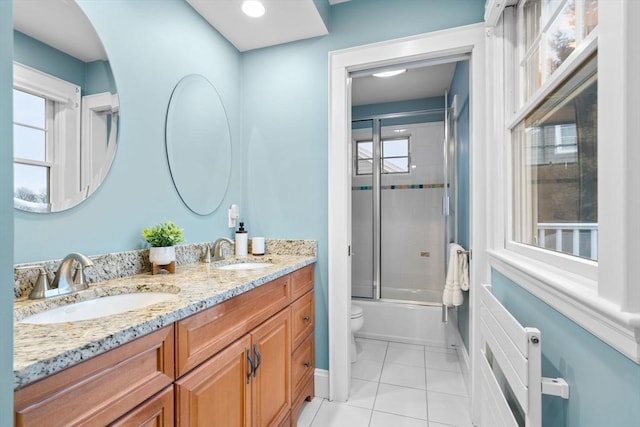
[394,129,407,133]
[242,0,265,18]
[373,69,407,78]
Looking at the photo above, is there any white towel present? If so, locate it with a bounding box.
[442,244,470,307]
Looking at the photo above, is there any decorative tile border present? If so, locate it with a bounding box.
[13,239,317,300]
[352,183,445,191]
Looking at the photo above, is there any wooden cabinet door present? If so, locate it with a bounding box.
[175,335,253,427]
[251,308,291,427]
[110,386,174,427]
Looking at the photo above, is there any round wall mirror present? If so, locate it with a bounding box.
[166,74,232,215]
[13,0,119,213]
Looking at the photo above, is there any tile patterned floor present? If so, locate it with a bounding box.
[297,338,473,427]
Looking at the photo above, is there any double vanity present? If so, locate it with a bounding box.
[13,241,316,426]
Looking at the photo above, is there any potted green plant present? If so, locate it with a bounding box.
[142,221,184,265]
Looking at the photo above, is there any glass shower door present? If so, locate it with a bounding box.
[380,119,446,304]
[351,115,448,304]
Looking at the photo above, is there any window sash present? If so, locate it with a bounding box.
[505,0,599,279]
[517,0,598,106]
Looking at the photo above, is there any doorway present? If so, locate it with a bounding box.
[327,24,487,405]
[350,59,468,306]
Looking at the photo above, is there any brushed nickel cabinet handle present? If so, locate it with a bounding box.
[246,349,254,384]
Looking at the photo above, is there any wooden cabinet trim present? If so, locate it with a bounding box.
[290,375,314,427]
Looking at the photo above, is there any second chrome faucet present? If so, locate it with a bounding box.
[212,237,234,262]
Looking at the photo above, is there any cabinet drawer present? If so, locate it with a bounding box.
[290,264,314,301]
[110,385,174,427]
[14,326,174,427]
[291,333,314,397]
[290,290,314,351]
[176,275,289,376]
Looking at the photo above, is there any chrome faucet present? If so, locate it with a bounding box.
[51,252,94,295]
[212,237,234,261]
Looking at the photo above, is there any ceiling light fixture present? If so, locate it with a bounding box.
[242,0,265,18]
[372,69,407,78]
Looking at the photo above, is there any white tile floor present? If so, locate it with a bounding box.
[297,338,473,427]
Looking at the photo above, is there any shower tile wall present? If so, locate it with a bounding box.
[352,122,445,303]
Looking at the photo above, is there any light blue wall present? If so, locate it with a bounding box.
[0,1,14,424]
[491,270,640,427]
[14,31,85,87]
[242,0,485,370]
[13,0,243,263]
[449,60,471,349]
[15,31,116,96]
[84,60,117,95]
[312,0,331,30]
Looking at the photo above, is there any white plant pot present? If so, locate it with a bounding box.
[149,246,175,265]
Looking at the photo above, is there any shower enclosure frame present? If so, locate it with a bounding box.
[352,107,453,305]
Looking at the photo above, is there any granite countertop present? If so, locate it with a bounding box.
[13,254,316,390]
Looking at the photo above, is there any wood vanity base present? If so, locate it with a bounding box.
[14,263,315,427]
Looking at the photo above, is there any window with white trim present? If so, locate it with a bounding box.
[13,88,53,211]
[488,0,640,361]
[13,63,81,212]
[511,0,598,262]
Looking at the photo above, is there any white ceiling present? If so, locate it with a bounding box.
[186,0,329,52]
[351,62,457,106]
[13,0,107,63]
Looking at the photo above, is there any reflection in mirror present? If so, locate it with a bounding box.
[166,75,232,215]
[13,0,119,212]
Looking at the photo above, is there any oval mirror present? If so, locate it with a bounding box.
[166,74,232,215]
[13,0,119,213]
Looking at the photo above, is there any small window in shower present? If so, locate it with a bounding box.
[355,137,410,175]
[382,138,409,173]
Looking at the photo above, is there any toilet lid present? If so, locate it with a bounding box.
[351,304,363,318]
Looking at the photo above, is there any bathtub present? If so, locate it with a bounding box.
[352,298,460,348]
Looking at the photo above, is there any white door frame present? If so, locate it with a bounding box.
[328,23,488,418]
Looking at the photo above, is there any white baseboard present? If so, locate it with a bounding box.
[314,368,329,399]
[449,310,471,395]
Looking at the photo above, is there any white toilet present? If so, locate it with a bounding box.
[350,303,364,362]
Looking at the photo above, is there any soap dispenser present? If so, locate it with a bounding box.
[235,222,248,258]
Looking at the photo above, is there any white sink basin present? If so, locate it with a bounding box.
[19,292,178,324]
[216,262,273,271]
